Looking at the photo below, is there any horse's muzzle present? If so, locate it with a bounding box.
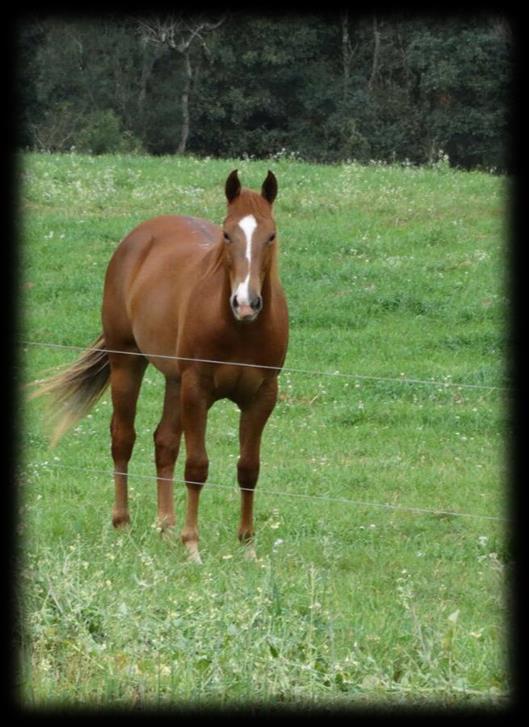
[231,293,263,322]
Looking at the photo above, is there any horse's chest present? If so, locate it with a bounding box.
[212,365,265,405]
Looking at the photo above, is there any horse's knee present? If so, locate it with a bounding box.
[185,455,209,485]
[154,426,180,468]
[237,460,260,490]
[110,418,136,463]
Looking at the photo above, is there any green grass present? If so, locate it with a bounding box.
[18,152,510,708]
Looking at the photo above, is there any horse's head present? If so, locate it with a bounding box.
[222,169,278,323]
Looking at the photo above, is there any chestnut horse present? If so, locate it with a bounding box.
[36,170,288,562]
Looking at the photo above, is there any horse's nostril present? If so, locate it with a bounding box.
[232,294,239,308]
[251,296,263,312]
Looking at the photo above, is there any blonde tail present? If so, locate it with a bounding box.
[29,334,111,446]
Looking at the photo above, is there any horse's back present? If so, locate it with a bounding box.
[102,215,220,355]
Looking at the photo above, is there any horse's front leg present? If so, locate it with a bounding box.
[180,372,210,563]
[238,377,278,558]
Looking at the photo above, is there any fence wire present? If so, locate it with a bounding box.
[21,339,506,392]
[22,338,507,524]
[25,461,507,523]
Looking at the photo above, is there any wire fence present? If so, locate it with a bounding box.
[21,337,507,525]
[21,339,507,392]
[24,461,507,523]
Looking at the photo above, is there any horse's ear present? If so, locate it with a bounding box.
[225,169,241,203]
[261,170,278,205]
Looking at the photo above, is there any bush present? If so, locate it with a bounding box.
[76,110,143,155]
[31,105,144,155]
[31,101,83,153]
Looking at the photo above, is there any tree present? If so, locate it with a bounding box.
[17,14,512,170]
[406,18,512,168]
[137,14,225,154]
[26,18,147,152]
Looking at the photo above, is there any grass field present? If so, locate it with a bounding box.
[17,152,510,708]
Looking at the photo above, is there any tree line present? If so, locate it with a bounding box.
[17,13,513,171]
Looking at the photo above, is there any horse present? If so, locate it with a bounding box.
[34,169,289,562]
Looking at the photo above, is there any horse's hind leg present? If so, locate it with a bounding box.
[154,377,182,531]
[109,352,147,527]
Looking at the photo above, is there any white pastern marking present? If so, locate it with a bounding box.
[236,214,257,305]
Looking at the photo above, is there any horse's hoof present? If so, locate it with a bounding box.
[112,512,131,528]
[157,517,176,535]
[159,528,178,546]
[185,544,203,565]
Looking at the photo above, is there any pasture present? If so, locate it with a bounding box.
[18,152,509,708]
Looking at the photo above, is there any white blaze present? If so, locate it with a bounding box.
[234,214,257,305]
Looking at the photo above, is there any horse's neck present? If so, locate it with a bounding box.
[202,237,226,278]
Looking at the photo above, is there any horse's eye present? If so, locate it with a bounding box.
[223,232,231,243]
[268,233,276,243]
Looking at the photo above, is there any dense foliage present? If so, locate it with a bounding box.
[17,13,512,171]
